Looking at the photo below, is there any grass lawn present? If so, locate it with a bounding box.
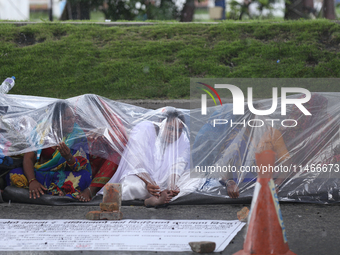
[1,19,340,100]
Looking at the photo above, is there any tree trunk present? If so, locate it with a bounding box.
[180,0,195,22]
[60,0,91,20]
[285,0,305,19]
[323,0,336,19]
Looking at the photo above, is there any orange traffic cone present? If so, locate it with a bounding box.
[234,150,296,255]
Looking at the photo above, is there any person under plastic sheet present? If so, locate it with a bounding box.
[0,123,14,193]
[198,105,291,199]
[0,106,21,171]
[0,107,39,194]
[192,104,236,174]
[98,107,192,207]
[0,107,13,166]
[0,130,13,168]
[281,93,336,168]
[205,93,338,199]
[74,95,128,202]
[6,100,92,199]
[279,94,340,200]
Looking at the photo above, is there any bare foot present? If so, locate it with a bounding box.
[75,188,92,202]
[75,186,100,202]
[144,190,172,207]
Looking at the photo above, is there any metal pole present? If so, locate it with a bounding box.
[49,0,53,21]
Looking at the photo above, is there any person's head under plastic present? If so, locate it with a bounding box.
[200,102,288,199]
[8,99,92,200]
[158,108,186,144]
[103,107,190,208]
[51,100,76,140]
[142,108,189,207]
[74,95,128,202]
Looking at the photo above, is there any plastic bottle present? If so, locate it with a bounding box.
[0,76,15,94]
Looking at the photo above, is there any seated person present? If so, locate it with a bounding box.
[6,100,92,199]
[0,135,14,198]
[75,95,128,202]
[0,107,33,197]
[0,106,25,169]
[281,93,335,167]
[192,104,235,174]
[279,93,339,200]
[99,107,190,207]
[0,137,14,167]
[198,105,291,199]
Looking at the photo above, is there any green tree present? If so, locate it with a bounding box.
[62,0,182,21]
[229,0,277,20]
[91,0,143,20]
[91,0,179,21]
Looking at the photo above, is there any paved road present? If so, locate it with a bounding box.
[0,202,339,255]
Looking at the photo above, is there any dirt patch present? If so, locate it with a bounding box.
[15,32,45,47]
[53,31,67,40]
[194,71,207,78]
[306,54,318,67]
[317,30,340,52]
[220,54,237,69]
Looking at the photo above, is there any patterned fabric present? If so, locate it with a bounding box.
[7,123,92,198]
[0,134,13,166]
[97,97,127,157]
[89,155,118,188]
[84,96,128,165]
[86,96,126,189]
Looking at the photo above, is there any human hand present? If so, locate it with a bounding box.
[29,179,47,199]
[57,142,72,161]
[170,187,180,197]
[146,183,160,197]
[87,128,107,144]
[87,131,108,155]
[226,180,239,198]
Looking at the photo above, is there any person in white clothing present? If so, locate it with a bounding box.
[100,108,191,207]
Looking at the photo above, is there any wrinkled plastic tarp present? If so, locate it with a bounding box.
[191,92,340,204]
[1,93,340,204]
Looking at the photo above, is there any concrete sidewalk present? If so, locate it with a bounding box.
[0,202,339,255]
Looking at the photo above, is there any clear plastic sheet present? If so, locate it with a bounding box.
[1,93,340,204]
[0,94,129,166]
[99,106,193,202]
[191,92,340,204]
[1,94,194,203]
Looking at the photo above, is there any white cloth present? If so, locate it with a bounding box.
[121,175,152,201]
[98,121,193,201]
[121,171,201,201]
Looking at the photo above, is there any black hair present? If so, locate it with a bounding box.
[51,100,71,127]
[161,107,186,125]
